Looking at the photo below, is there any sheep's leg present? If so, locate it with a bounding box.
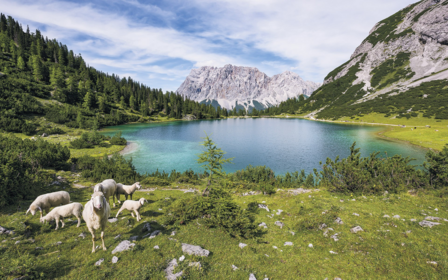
[76,216,81,227]
[125,194,128,201]
[135,210,140,221]
[112,194,116,208]
[131,212,135,218]
[90,230,96,253]
[101,231,106,251]
[116,194,121,205]
[55,217,59,230]
[39,210,43,219]
[116,208,123,218]
[61,218,65,228]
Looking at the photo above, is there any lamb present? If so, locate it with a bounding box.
[40,203,83,230]
[115,198,147,222]
[26,191,70,218]
[115,182,142,204]
[82,191,111,253]
[93,179,117,207]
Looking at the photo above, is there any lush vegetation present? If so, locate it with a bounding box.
[370,52,415,89]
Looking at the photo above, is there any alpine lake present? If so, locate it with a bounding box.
[101,118,427,175]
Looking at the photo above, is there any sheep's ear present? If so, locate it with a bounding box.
[140,200,144,205]
[103,196,107,207]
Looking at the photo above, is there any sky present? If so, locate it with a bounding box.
[0,0,418,91]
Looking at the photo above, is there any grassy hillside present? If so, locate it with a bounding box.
[1,175,448,279]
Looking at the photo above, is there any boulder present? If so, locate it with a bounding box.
[258,204,269,212]
[334,217,343,224]
[350,226,363,233]
[112,240,135,254]
[165,259,183,280]
[274,221,285,228]
[95,258,104,266]
[239,243,247,249]
[419,220,441,228]
[112,256,119,264]
[181,243,210,257]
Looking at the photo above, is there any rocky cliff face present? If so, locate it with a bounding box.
[308,0,448,119]
[176,64,320,111]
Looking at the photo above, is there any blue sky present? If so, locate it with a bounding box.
[1,0,417,91]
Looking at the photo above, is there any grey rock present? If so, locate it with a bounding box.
[78,232,86,239]
[353,213,360,216]
[239,243,247,249]
[35,247,43,250]
[188,261,201,268]
[274,221,285,228]
[383,215,390,218]
[112,240,135,254]
[249,273,257,280]
[154,245,160,249]
[182,243,210,257]
[232,264,238,271]
[42,133,48,137]
[179,255,185,262]
[112,256,118,264]
[410,219,417,222]
[276,209,283,215]
[108,218,118,223]
[334,217,344,225]
[95,258,104,266]
[419,220,441,228]
[258,204,269,212]
[323,228,334,237]
[177,65,321,111]
[15,241,20,245]
[171,231,176,236]
[114,234,121,239]
[425,216,442,221]
[330,233,339,241]
[142,223,151,232]
[350,226,364,233]
[284,242,293,246]
[290,231,295,236]
[149,230,161,239]
[258,222,267,229]
[56,241,62,245]
[319,223,327,230]
[393,215,400,219]
[165,259,183,280]
[329,251,338,254]
[129,236,138,241]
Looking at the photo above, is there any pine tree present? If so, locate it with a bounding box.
[83,91,94,110]
[197,134,233,185]
[129,94,135,110]
[98,96,106,112]
[76,111,83,128]
[32,55,43,82]
[17,56,25,70]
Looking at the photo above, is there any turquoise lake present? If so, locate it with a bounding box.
[101,118,427,175]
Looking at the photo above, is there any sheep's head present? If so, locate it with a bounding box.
[139,198,147,205]
[26,205,41,216]
[91,192,107,211]
[40,216,49,224]
[93,184,103,193]
[135,182,142,190]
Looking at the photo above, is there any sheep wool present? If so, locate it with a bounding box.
[83,192,111,253]
[40,202,83,230]
[26,191,70,218]
[93,179,117,208]
[115,182,142,204]
[116,198,147,222]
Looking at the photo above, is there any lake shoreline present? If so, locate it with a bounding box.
[119,141,138,155]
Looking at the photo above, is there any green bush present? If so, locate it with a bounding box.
[425,145,448,188]
[110,131,127,145]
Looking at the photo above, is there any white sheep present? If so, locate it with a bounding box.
[26,191,70,218]
[40,202,83,230]
[93,179,117,207]
[115,182,142,204]
[82,191,111,253]
[115,198,147,222]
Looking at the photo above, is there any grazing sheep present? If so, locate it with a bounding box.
[115,182,142,204]
[83,192,111,253]
[40,203,83,230]
[26,191,70,218]
[93,179,117,207]
[116,198,147,222]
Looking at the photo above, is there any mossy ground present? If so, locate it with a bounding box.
[2,174,448,279]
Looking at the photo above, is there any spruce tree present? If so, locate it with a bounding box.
[17,56,25,70]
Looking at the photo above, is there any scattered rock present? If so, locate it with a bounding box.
[249,273,257,280]
[383,215,390,218]
[179,255,185,262]
[287,188,314,195]
[171,231,176,236]
[258,204,270,212]
[274,221,285,228]
[258,222,268,229]
[273,246,278,249]
[182,243,210,257]
[392,215,400,219]
[425,216,442,221]
[112,240,135,254]
[330,233,339,241]
[427,261,438,266]
[35,247,43,250]
[406,230,412,234]
[340,200,344,203]
[142,223,151,232]
[353,213,360,216]
[290,231,295,236]
[56,241,62,245]
[15,241,20,245]
[114,234,121,239]
[108,218,118,223]
[419,220,441,228]
[323,228,334,237]
[329,251,338,254]
[284,242,293,246]
[334,217,343,225]
[232,264,239,271]
[188,261,201,268]
[319,223,327,230]
[350,226,363,233]
[239,243,247,249]
[129,236,138,241]
[410,219,417,222]
[95,258,104,266]
[276,209,283,215]
[112,256,119,264]
[149,230,161,239]
[42,133,48,137]
[154,245,160,249]
[165,259,183,280]
[435,208,438,212]
[0,225,13,235]
[308,243,313,248]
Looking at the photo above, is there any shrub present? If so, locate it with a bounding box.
[110,131,127,145]
[425,145,448,188]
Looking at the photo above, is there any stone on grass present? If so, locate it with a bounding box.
[112,256,118,264]
[142,223,151,232]
[258,222,267,229]
[149,230,161,239]
[154,245,160,249]
[319,223,327,230]
[308,243,313,248]
[353,213,359,216]
[189,261,201,268]
[334,217,343,225]
[329,251,338,254]
[427,261,438,266]
[129,236,138,241]
[258,204,269,212]
[114,234,121,239]
[179,255,185,262]
[350,226,363,233]
[276,209,283,215]
[284,242,293,246]
[419,220,441,228]
[95,258,104,266]
[56,241,62,245]
[383,215,390,218]
[239,243,247,249]
[15,241,20,245]
[410,219,417,222]
[165,259,183,280]
[290,231,295,236]
[78,232,86,239]
[330,233,339,241]
[112,240,135,254]
[232,264,238,271]
[249,273,257,280]
[108,218,118,223]
[182,243,210,257]
[273,246,278,249]
[323,228,334,237]
[274,221,285,228]
[171,231,176,236]
[392,215,400,219]
[425,216,442,221]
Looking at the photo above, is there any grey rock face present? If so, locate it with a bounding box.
[177,65,320,111]
[350,226,364,233]
[419,220,441,228]
[112,240,135,254]
[181,243,210,257]
[112,256,119,264]
[95,258,104,266]
[249,273,257,280]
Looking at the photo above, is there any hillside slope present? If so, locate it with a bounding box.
[301,0,448,120]
[177,64,320,111]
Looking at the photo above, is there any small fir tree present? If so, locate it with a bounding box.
[197,134,233,185]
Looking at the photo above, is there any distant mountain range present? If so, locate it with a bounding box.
[176,64,320,111]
